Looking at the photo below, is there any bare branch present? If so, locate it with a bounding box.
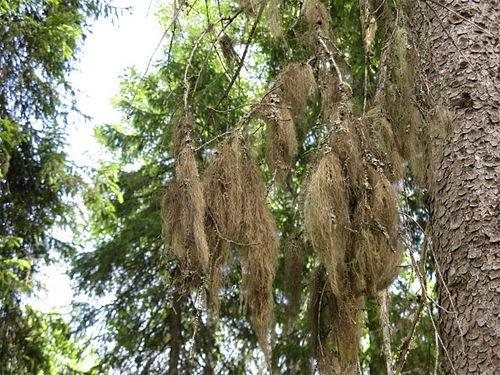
[204,1,267,130]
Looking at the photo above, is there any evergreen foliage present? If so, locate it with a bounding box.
[73,0,442,374]
[0,0,113,373]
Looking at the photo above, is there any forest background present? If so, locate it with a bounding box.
[1,0,498,374]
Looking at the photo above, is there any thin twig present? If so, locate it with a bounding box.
[394,225,429,374]
[188,285,204,360]
[195,85,279,151]
[400,179,458,374]
[204,1,267,131]
[192,11,243,95]
[317,273,328,360]
[207,211,260,247]
[361,0,369,115]
[402,213,466,353]
[127,1,187,118]
[405,236,457,375]
[317,32,344,83]
[427,231,466,354]
[434,328,439,375]
[183,26,213,108]
[394,298,424,374]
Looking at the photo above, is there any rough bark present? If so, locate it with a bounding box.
[413,0,500,373]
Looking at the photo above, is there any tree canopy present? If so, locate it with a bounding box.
[0,0,114,373]
[3,0,496,374]
[73,1,440,374]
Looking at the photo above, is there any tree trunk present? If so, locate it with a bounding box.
[167,281,183,375]
[416,0,500,373]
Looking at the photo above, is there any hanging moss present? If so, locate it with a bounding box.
[202,139,241,310]
[267,0,285,41]
[351,167,402,297]
[161,115,209,284]
[303,151,350,298]
[260,61,316,186]
[307,265,364,374]
[364,106,405,182]
[300,57,405,370]
[383,27,426,184]
[237,134,279,367]
[321,74,343,127]
[334,290,364,373]
[283,232,305,328]
[161,4,408,370]
[260,92,298,186]
[203,134,279,367]
[236,0,258,17]
[304,0,330,36]
[308,265,338,374]
[277,62,316,117]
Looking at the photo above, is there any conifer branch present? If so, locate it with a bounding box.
[204,1,267,129]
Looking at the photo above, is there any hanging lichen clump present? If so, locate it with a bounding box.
[202,138,241,310]
[159,0,408,371]
[303,0,331,47]
[260,92,297,186]
[267,0,285,40]
[161,113,210,284]
[308,265,341,374]
[238,139,279,366]
[163,129,280,365]
[236,0,286,41]
[260,61,316,185]
[235,0,258,17]
[352,167,402,296]
[276,62,316,118]
[382,25,456,189]
[283,232,306,330]
[382,27,426,183]
[364,107,405,182]
[302,52,403,371]
[303,151,350,298]
[307,264,365,374]
[202,134,279,366]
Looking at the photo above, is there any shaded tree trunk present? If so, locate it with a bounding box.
[201,319,217,375]
[365,298,384,375]
[414,0,500,373]
[167,283,183,375]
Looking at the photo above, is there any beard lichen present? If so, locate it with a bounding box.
[161,113,210,285]
[202,134,279,367]
[161,6,410,371]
